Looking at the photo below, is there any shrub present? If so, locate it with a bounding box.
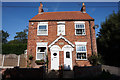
[28,55,33,60]
[88,53,103,66]
[2,43,27,55]
[35,60,45,65]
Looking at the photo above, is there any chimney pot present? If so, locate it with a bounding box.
[81,3,86,13]
[39,2,44,14]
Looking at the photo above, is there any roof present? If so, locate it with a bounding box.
[29,11,94,21]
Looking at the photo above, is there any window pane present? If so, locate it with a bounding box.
[37,47,46,52]
[77,53,86,59]
[37,53,44,60]
[76,29,82,34]
[76,46,86,51]
[76,24,84,29]
[66,52,70,58]
[39,25,47,29]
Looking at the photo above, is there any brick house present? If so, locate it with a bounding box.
[27,2,97,70]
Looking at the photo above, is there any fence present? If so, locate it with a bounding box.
[0,54,27,68]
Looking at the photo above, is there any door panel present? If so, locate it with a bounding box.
[64,51,72,70]
[51,51,59,70]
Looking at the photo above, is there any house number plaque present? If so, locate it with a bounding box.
[59,42,64,45]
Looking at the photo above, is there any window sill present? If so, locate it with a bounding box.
[57,35,66,36]
[75,34,86,36]
[37,34,48,36]
[76,59,88,61]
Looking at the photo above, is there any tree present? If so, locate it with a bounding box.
[1,30,9,44]
[14,28,28,44]
[97,11,120,67]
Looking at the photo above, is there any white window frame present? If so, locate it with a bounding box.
[57,22,65,36]
[37,22,48,36]
[75,42,87,60]
[74,21,86,36]
[36,42,48,60]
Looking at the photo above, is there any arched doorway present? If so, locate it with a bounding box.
[62,45,74,70]
[50,45,61,70]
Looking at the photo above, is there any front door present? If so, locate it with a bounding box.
[51,51,59,70]
[64,50,72,70]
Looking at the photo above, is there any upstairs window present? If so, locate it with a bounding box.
[75,22,85,35]
[57,22,65,36]
[37,22,48,35]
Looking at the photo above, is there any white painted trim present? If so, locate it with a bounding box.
[37,22,48,36]
[75,42,87,46]
[39,22,48,24]
[76,59,87,60]
[50,45,61,51]
[74,21,85,24]
[48,35,75,47]
[57,22,65,24]
[62,45,74,51]
[37,42,48,47]
[17,55,20,66]
[2,55,5,68]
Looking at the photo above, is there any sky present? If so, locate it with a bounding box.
[2,2,119,41]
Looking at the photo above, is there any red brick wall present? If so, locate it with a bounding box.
[27,21,97,69]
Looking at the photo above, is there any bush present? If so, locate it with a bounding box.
[28,55,33,60]
[2,43,27,55]
[88,53,103,66]
[35,60,45,65]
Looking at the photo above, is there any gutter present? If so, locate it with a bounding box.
[29,19,94,22]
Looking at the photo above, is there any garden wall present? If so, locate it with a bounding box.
[2,66,45,79]
[73,65,102,78]
[102,65,120,76]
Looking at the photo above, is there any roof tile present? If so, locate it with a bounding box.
[30,11,94,21]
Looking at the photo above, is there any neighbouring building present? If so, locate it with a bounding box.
[27,2,97,70]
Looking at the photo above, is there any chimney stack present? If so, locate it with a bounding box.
[81,3,86,13]
[39,2,44,14]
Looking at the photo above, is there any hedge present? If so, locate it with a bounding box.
[2,44,27,55]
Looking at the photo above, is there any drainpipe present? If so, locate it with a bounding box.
[89,20,93,55]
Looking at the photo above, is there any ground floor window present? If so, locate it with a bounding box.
[77,53,86,60]
[36,42,48,60]
[36,47,46,60]
[75,42,87,60]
